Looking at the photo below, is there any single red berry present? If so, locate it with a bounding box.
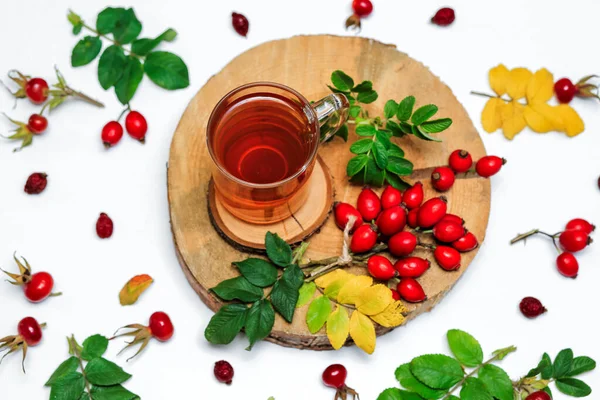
[402,182,424,209]
[214,360,234,384]
[394,257,430,278]
[350,225,377,253]
[554,78,577,104]
[27,114,48,134]
[556,252,579,278]
[376,206,407,236]
[24,173,48,195]
[96,213,114,239]
[148,311,174,341]
[24,272,54,303]
[417,197,447,228]
[434,246,461,271]
[101,121,123,148]
[397,278,426,303]
[448,150,473,173]
[323,364,347,389]
[357,187,381,221]
[388,231,418,257]
[559,230,592,253]
[390,289,401,301]
[407,208,419,228]
[381,185,402,209]
[452,232,479,252]
[352,0,373,17]
[433,220,466,243]
[334,202,363,233]
[17,317,43,346]
[565,218,595,235]
[525,390,552,400]
[232,12,249,37]
[519,297,547,319]
[25,78,49,104]
[439,214,464,226]
[125,111,148,142]
[431,7,455,26]
[475,156,506,178]
[431,166,455,192]
[367,255,396,280]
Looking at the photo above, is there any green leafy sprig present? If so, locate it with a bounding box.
[45,334,139,400]
[378,329,596,400]
[67,8,189,105]
[328,70,453,190]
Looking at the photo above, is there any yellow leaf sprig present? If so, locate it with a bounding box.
[474,64,585,140]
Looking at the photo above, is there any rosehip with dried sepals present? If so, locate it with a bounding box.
[350,224,377,253]
[96,213,113,239]
[433,220,466,243]
[322,364,359,399]
[525,391,551,400]
[125,111,148,142]
[431,7,455,26]
[559,229,592,253]
[214,360,234,384]
[367,255,396,280]
[232,12,249,37]
[2,253,60,303]
[357,187,381,221]
[27,114,48,134]
[439,214,464,226]
[556,252,579,278]
[402,182,424,209]
[0,317,46,372]
[554,76,600,104]
[352,0,373,17]
[111,311,174,361]
[434,246,461,271]
[565,218,595,234]
[397,278,426,303]
[381,185,402,209]
[448,149,473,173]
[417,197,447,228]
[334,202,363,233]
[388,231,417,257]
[431,166,455,192]
[520,297,547,319]
[452,232,479,252]
[101,121,123,148]
[376,206,407,236]
[407,208,419,228]
[394,257,430,278]
[25,78,49,104]
[390,289,401,301]
[476,156,506,178]
[24,173,48,194]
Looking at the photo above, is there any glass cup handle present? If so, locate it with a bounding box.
[311,93,350,142]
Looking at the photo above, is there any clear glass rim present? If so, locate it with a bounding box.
[206,82,320,189]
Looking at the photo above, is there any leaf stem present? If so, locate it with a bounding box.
[64,86,105,108]
[78,17,143,60]
[316,286,356,311]
[510,229,562,253]
[69,335,92,396]
[441,352,507,400]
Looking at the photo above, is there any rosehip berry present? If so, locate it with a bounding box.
[148,311,174,341]
[431,7,455,26]
[439,214,464,226]
[394,257,430,278]
[417,197,447,228]
[367,255,396,280]
[96,213,114,239]
[390,289,400,301]
[27,114,48,134]
[322,364,347,389]
[433,220,466,243]
[397,278,426,303]
[431,166,455,192]
[376,206,407,236]
[350,224,377,253]
[448,150,473,173]
[407,208,419,228]
[357,187,381,221]
[381,185,402,209]
[452,232,479,252]
[434,246,461,271]
[125,111,148,142]
[214,360,234,384]
[554,78,577,104]
[565,218,595,234]
[556,252,579,278]
[519,297,547,319]
[559,229,592,253]
[352,0,373,17]
[101,121,123,148]
[475,156,506,178]
[526,390,551,400]
[25,78,49,104]
[388,231,418,257]
[24,272,54,303]
[402,182,424,209]
[17,317,44,346]
[24,173,48,194]
[334,202,363,233]
[232,12,249,37]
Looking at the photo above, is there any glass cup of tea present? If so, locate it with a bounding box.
[207,82,349,225]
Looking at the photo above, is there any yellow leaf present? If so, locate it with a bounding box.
[337,275,373,305]
[526,68,554,104]
[324,275,353,299]
[481,98,504,133]
[354,284,393,315]
[489,64,510,96]
[349,311,376,354]
[506,67,533,100]
[327,306,350,350]
[555,104,585,137]
[501,101,527,140]
[370,301,407,328]
[119,274,153,306]
[315,269,349,288]
[524,103,563,133]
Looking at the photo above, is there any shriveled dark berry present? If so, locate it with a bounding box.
[214,360,234,384]
[96,213,114,239]
[24,173,48,194]
[519,297,547,319]
[431,7,455,26]
[231,12,249,37]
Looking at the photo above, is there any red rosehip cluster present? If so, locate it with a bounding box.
[431,150,506,192]
[554,75,599,104]
[345,0,373,32]
[101,110,148,148]
[322,364,359,400]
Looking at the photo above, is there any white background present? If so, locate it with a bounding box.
[1,0,599,399]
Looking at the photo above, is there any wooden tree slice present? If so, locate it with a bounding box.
[167,35,491,351]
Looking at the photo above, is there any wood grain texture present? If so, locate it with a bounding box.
[167,35,491,350]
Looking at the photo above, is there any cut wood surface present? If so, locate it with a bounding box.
[167,35,491,350]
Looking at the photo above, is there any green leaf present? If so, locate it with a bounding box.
[356,124,377,136]
[543,386,553,398]
[460,377,493,400]
[386,156,413,176]
[131,28,178,56]
[81,334,109,361]
[265,232,292,267]
[85,358,131,386]
[245,299,275,350]
[306,295,332,334]
[350,139,373,154]
[376,388,403,400]
[386,120,404,137]
[335,124,349,142]
[349,105,362,118]
[79,393,91,400]
[327,85,350,95]
[233,258,278,287]
[414,125,443,142]
[385,172,411,191]
[270,265,303,323]
[144,51,189,90]
[375,130,392,149]
[211,276,263,302]
[567,356,596,377]
[492,346,518,361]
[554,349,574,378]
[411,104,438,125]
[72,24,83,35]
[556,378,592,397]
[112,8,142,44]
[395,363,447,399]
[388,143,405,158]
[420,118,452,133]
[410,354,464,390]
[447,329,484,367]
[528,353,552,378]
[372,141,388,169]
[45,357,79,386]
[282,264,304,288]
[90,385,139,400]
[71,36,102,67]
[352,81,373,93]
[49,372,85,400]
[296,282,316,307]
[67,10,82,28]
[384,100,399,119]
[396,96,416,121]
[114,56,143,105]
[204,303,247,344]
[331,70,354,91]
[347,154,369,176]
[365,157,385,186]
[357,90,378,104]
[96,7,125,35]
[97,45,127,90]
[478,364,513,400]
[399,121,413,134]
[541,353,554,379]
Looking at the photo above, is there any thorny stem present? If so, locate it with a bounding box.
[63,86,105,108]
[69,336,92,396]
[510,229,562,253]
